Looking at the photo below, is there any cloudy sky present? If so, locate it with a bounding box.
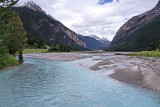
[18,0,158,41]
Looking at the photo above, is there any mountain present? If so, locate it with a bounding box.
[100,37,111,45]
[78,34,110,50]
[107,0,160,51]
[12,1,87,50]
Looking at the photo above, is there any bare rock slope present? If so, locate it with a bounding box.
[13,1,87,50]
[108,1,160,51]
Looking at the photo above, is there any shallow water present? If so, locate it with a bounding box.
[0,58,160,107]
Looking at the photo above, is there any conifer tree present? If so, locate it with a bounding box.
[0,0,19,54]
[7,13,26,63]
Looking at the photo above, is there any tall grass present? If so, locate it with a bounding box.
[129,51,160,57]
[23,49,48,54]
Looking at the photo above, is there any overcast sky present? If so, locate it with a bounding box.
[17,0,158,41]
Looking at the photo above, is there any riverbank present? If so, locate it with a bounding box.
[24,52,160,94]
[0,54,19,70]
[122,51,160,57]
[24,53,92,61]
[90,55,160,94]
[23,49,48,54]
[109,67,160,93]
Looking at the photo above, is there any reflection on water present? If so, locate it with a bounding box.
[0,58,160,107]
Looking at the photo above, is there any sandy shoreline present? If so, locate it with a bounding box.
[93,55,160,94]
[24,52,160,94]
[24,53,92,61]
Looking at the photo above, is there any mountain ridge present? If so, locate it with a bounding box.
[78,34,110,50]
[13,1,87,50]
[107,0,160,51]
[22,1,45,13]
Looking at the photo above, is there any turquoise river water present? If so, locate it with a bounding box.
[0,58,160,107]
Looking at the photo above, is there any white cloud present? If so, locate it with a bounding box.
[18,0,159,41]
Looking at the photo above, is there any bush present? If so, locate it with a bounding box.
[0,54,19,70]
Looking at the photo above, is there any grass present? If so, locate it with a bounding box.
[128,51,160,57]
[0,54,19,70]
[23,49,48,54]
[23,49,88,54]
[0,49,48,70]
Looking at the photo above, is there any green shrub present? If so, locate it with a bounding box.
[0,54,19,70]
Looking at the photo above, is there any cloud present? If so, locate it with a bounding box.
[17,0,158,41]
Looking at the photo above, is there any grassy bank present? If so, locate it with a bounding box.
[128,51,160,57]
[23,49,48,54]
[0,49,48,70]
[0,54,19,70]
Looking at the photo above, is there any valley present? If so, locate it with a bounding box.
[1,0,160,107]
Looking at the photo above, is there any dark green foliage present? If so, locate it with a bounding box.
[26,34,47,49]
[49,44,79,52]
[0,42,8,54]
[0,0,22,69]
[144,41,160,51]
[0,6,13,54]
[0,54,19,70]
[0,0,20,55]
[7,13,26,57]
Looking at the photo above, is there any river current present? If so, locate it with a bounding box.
[0,58,160,107]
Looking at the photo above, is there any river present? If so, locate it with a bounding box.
[0,57,160,107]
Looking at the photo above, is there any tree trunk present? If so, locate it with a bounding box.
[19,49,23,64]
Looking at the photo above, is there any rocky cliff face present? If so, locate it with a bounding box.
[108,0,160,51]
[13,1,86,50]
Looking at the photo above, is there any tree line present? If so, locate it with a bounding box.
[144,41,160,51]
[49,44,79,52]
[26,34,47,49]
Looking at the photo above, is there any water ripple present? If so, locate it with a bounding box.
[0,58,160,107]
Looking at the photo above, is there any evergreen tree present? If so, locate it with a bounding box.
[0,0,19,55]
[55,44,60,51]
[49,44,77,52]
[7,13,26,63]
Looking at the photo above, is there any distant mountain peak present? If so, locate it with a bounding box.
[22,1,45,13]
[78,34,110,50]
[90,35,100,40]
[100,37,108,41]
